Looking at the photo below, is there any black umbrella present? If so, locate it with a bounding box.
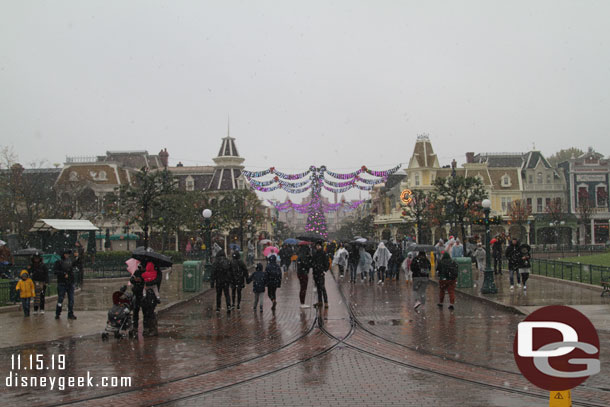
[296,233,322,242]
[132,247,173,268]
[409,244,436,252]
[14,248,44,257]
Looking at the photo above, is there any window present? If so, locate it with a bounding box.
[501,197,512,213]
[185,176,194,192]
[528,174,533,184]
[597,186,608,207]
[414,173,420,186]
[537,198,543,213]
[501,174,511,187]
[578,186,589,206]
[526,198,532,210]
[99,170,107,181]
[537,172,543,184]
[545,198,551,209]
[69,171,79,181]
[546,174,551,184]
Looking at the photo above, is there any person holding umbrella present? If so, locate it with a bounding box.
[28,252,49,314]
[128,259,145,330]
[211,249,232,313]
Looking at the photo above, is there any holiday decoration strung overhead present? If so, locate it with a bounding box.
[244,164,401,239]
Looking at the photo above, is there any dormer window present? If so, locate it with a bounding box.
[185,176,195,192]
[99,170,107,181]
[69,171,79,182]
[501,174,511,187]
[414,173,420,186]
[537,172,543,184]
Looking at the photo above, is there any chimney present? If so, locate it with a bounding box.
[159,148,169,168]
[466,152,474,163]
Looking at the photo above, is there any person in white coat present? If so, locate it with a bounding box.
[356,246,372,282]
[373,242,392,284]
[332,243,349,278]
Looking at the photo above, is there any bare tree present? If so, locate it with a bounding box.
[576,197,593,244]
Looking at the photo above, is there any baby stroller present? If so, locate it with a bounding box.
[101,286,135,340]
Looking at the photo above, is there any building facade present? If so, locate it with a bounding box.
[559,148,610,244]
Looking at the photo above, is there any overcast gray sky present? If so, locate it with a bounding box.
[1,0,609,201]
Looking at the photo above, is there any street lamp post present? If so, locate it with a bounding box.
[202,209,212,281]
[481,199,498,294]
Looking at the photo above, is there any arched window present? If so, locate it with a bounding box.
[98,170,107,181]
[501,174,511,187]
[536,172,543,184]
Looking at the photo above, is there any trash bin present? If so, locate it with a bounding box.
[455,257,474,288]
[183,261,203,292]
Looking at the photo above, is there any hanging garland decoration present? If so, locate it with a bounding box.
[245,164,401,239]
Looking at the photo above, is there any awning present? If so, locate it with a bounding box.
[29,219,99,232]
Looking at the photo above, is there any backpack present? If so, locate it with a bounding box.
[448,262,459,280]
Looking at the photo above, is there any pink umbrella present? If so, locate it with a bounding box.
[125,258,141,275]
[263,246,279,257]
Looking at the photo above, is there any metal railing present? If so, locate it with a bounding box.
[531,245,607,258]
[530,258,610,286]
[0,270,80,306]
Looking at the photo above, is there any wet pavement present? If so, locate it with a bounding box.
[0,267,608,406]
[0,265,200,348]
[457,272,610,331]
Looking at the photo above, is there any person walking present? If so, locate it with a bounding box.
[347,244,360,283]
[211,249,232,313]
[505,238,522,290]
[265,255,282,311]
[373,242,392,284]
[230,251,249,310]
[279,244,292,274]
[451,238,464,258]
[356,246,372,283]
[312,242,329,307]
[15,270,35,316]
[492,236,504,275]
[28,252,48,314]
[388,241,402,281]
[54,249,77,320]
[473,242,486,286]
[296,245,312,308]
[518,243,532,290]
[332,243,349,278]
[410,251,431,310]
[247,263,267,312]
[436,252,458,310]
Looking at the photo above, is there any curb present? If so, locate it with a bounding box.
[427,279,526,315]
[528,273,605,293]
[0,288,83,314]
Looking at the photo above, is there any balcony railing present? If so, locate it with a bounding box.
[66,156,98,164]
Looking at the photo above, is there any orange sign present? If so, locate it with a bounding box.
[400,189,413,205]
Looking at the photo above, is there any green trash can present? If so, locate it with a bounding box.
[455,257,474,288]
[183,261,203,292]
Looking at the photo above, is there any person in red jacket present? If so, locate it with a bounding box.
[142,262,161,303]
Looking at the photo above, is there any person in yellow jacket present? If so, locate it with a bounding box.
[15,270,35,317]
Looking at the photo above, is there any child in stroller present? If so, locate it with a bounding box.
[102,285,134,340]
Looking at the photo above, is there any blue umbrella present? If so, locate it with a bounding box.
[283,238,299,245]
